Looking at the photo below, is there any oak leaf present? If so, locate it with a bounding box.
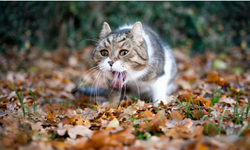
[148,110,167,132]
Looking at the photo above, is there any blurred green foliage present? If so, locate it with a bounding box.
[1,2,250,54]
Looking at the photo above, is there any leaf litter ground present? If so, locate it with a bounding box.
[0,47,249,150]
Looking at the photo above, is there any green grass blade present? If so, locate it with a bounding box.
[238,119,250,136]
[219,106,227,135]
[29,90,36,113]
[246,100,250,119]
[197,98,202,119]
[204,122,219,135]
[13,86,25,117]
[234,90,242,120]
[176,99,198,120]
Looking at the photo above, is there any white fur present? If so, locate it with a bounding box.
[100,57,125,80]
[100,24,174,105]
[125,47,174,105]
[150,47,173,104]
[119,24,170,104]
[100,58,125,72]
[100,57,112,71]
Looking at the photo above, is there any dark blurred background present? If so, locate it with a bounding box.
[1,1,250,54]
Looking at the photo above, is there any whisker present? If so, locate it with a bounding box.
[107,83,115,100]
[89,70,102,104]
[95,71,103,101]
[97,67,108,89]
[123,83,127,101]
[80,66,99,82]
[78,39,99,46]
[77,72,99,92]
[77,66,99,89]
[103,71,108,88]
[118,83,122,103]
[78,68,101,89]
[134,79,140,100]
[127,71,140,100]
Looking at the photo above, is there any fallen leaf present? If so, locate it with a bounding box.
[45,141,72,150]
[165,126,194,139]
[143,109,153,118]
[80,108,99,120]
[106,118,119,130]
[47,111,56,122]
[196,143,209,150]
[172,110,184,121]
[148,110,167,132]
[68,125,93,140]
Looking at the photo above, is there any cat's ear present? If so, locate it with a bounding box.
[131,21,143,43]
[99,22,112,39]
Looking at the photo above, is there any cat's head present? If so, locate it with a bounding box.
[92,22,148,88]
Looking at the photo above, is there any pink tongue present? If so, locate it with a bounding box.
[112,72,123,88]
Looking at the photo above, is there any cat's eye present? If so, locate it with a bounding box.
[100,50,109,57]
[119,50,128,56]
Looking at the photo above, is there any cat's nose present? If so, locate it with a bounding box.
[108,61,114,66]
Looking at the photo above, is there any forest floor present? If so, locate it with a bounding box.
[0,46,250,150]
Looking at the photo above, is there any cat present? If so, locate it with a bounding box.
[74,21,177,105]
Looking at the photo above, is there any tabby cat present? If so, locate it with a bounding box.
[74,21,178,105]
[87,21,178,105]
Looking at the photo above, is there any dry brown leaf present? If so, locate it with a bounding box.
[176,119,193,129]
[75,131,111,149]
[45,141,72,150]
[172,110,184,121]
[148,110,167,132]
[196,143,209,150]
[135,100,145,107]
[159,100,168,109]
[123,106,136,116]
[119,98,133,108]
[203,121,219,136]
[103,102,119,108]
[143,109,153,118]
[62,115,77,125]
[107,118,119,128]
[57,123,71,136]
[110,127,136,146]
[64,109,77,118]
[205,71,230,87]
[68,125,93,140]
[31,122,44,132]
[46,111,56,121]
[80,108,99,120]
[165,126,194,139]
[192,109,207,120]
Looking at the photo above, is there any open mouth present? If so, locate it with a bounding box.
[112,71,126,88]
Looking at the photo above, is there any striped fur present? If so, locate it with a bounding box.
[92,22,177,105]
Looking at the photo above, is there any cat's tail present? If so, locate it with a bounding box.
[71,87,109,97]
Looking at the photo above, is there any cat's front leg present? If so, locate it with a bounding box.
[107,86,120,106]
[151,74,169,105]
